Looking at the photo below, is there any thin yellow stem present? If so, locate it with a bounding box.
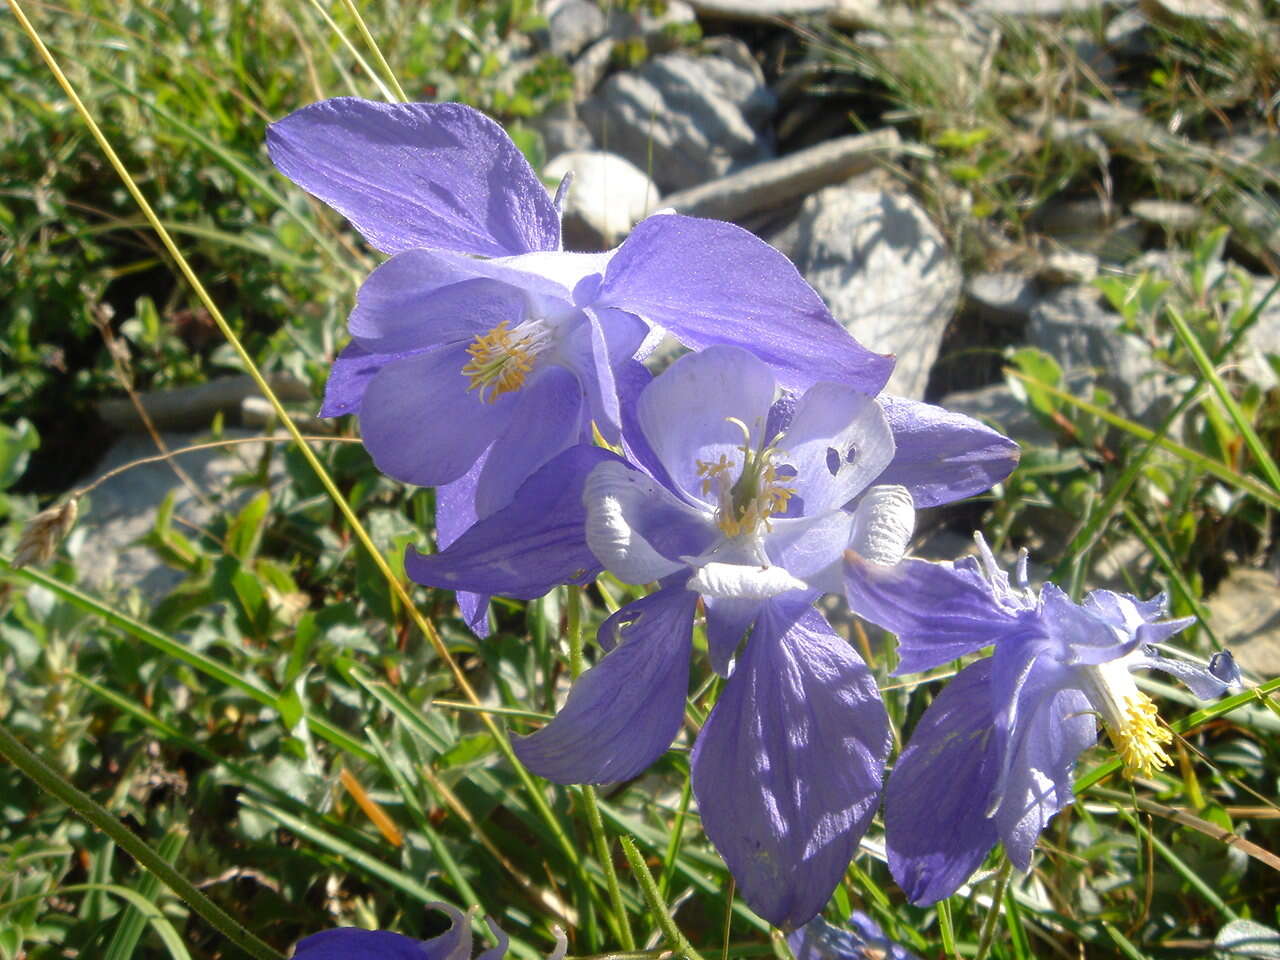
[337,0,411,102]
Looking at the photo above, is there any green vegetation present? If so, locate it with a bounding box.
[2,0,1279,958]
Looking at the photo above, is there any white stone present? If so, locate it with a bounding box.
[791,186,962,399]
[545,150,660,248]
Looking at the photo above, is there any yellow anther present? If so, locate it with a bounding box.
[462,321,536,402]
[696,454,734,495]
[694,423,796,540]
[1108,693,1173,778]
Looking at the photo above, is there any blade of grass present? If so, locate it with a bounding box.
[1113,805,1238,920]
[10,2,588,903]
[0,883,194,960]
[1165,303,1280,492]
[1120,505,1223,649]
[2,557,373,763]
[104,827,188,960]
[303,0,397,103]
[336,0,410,102]
[567,586,636,951]
[1050,276,1280,582]
[1005,368,1280,510]
[239,794,446,904]
[0,722,281,960]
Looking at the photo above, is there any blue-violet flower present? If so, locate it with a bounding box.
[409,345,923,928]
[267,98,903,629]
[843,534,1240,905]
[788,911,920,960]
[293,902,565,960]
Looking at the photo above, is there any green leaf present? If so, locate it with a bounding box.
[0,419,39,491]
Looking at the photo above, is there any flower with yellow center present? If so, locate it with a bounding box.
[844,532,1240,906]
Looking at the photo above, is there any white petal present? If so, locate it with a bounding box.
[850,485,915,566]
[583,461,700,583]
[688,561,807,600]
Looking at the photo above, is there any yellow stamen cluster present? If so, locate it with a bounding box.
[695,421,796,539]
[462,321,536,402]
[1108,693,1173,777]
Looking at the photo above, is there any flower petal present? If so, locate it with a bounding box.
[704,595,759,677]
[636,346,779,503]
[884,658,1001,905]
[584,461,716,584]
[436,453,492,637]
[267,98,559,256]
[359,345,515,487]
[987,641,1095,871]
[777,383,895,514]
[406,446,614,598]
[687,561,808,600]
[1131,649,1238,699]
[321,341,428,419]
[692,602,890,929]
[848,485,915,566]
[474,366,585,518]
[843,554,1029,674]
[873,396,1020,508]
[350,255,530,351]
[293,929,435,959]
[599,215,893,395]
[767,512,858,590]
[514,587,697,783]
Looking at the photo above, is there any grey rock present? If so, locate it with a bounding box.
[545,0,607,56]
[531,100,594,156]
[937,382,1056,449]
[1206,567,1280,678]
[1066,29,1119,87]
[1104,7,1151,56]
[965,271,1038,327]
[1139,0,1254,31]
[792,186,962,399]
[70,431,284,602]
[580,51,775,192]
[572,37,614,100]
[969,0,1109,14]
[97,373,312,433]
[544,150,660,248]
[660,127,900,222]
[685,0,881,24]
[1130,199,1201,231]
[1037,248,1099,286]
[1028,285,1166,421]
[534,114,595,156]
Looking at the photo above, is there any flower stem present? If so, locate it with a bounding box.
[973,857,1012,960]
[568,587,637,951]
[0,722,283,960]
[620,835,706,960]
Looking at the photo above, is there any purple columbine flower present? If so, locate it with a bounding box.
[843,534,1241,906]
[293,902,565,960]
[409,345,926,929]
[267,97,909,629]
[788,911,920,960]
